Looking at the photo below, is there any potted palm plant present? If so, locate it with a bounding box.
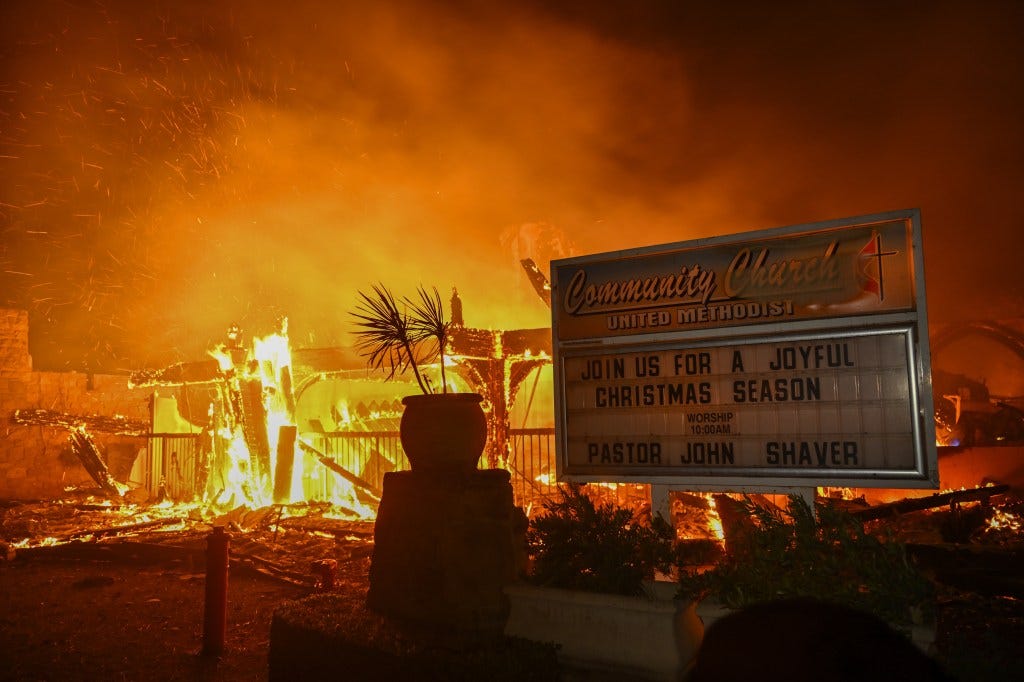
[504,484,704,680]
[350,284,486,473]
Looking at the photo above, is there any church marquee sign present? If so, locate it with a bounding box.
[550,209,938,490]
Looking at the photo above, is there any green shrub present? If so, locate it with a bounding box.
[526,483,675,596]
[677,495,935,626]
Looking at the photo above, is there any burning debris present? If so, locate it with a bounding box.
[848,484,1012,522]
[66,427,128,499]
[665,484,1024,584]
[934,370,1024,448]
[125,320,378,516]
[12,410,149,436]
[12,411,144,498]
[8,316,390,521]
[1,492,374,588]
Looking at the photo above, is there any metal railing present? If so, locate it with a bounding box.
[506,428,560,513]
[305,431,408,500]
[136,428,566,510]
[141,433,203,502]
[313,428,560,509]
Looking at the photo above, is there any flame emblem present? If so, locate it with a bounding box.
[857,231,898,301]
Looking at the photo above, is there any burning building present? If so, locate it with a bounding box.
[0,299,562,516]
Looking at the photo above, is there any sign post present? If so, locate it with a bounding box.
[550,210,938,494]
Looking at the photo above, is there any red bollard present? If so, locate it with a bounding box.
[202,526,230,656]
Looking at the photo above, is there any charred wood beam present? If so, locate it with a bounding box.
[507,359,548,408]
[13,409,148,436]
[712,493,758,558]
[449,326,551,360]
[128,360,223,388]
[273,425,297,505]
[11,540,203,565]
[273,517,375,538]
[450,327,499,358]
[223,381,244,432]
[453,357,512,468]
[238,379,272,482]
[520,258,551,307]
[68,428,124,498]
[281,366,297,421]
[231,555,311,586]
[851,485,1010,521]
[297,438,381,499]
[501,327,552,357]
[67,517,182,541]
[195,431,213,502]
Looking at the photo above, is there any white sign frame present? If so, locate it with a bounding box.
[550,209,938,491]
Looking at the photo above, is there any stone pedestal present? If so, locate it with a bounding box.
[367,468,525,632]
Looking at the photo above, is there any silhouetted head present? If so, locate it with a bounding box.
[686,598,952,682]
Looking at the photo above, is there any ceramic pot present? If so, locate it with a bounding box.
[399,393,487,472]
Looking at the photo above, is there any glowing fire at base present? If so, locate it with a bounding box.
[706,495,725,542]
[200,320,373,517]
[986,507,1022,535]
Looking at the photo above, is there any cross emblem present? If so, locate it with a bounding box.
[857,231,899,301]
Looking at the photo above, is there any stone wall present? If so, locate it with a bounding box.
[0,309,152,499]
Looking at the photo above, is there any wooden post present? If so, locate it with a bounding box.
[202,526,230,656]
[238,379,272,483]
[273,425,297,504]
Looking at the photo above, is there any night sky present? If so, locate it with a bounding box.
[2,0,1022,371]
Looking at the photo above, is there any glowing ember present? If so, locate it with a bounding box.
[13,536,60,549]
[986,508,1021,534]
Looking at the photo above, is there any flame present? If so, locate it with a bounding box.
[818,486,858,500]
[254,323,303,501]
[706,495,725,541]
[324,484,376,519]
[986,507,1021,533]
[938,484,995,495]
[195,322,384,519]
[534,472,555,486]
[334,399,354,428]
[8,499,200,550]
[208,344,235,373]
[214,429,269,508]
[252,324,292,380]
